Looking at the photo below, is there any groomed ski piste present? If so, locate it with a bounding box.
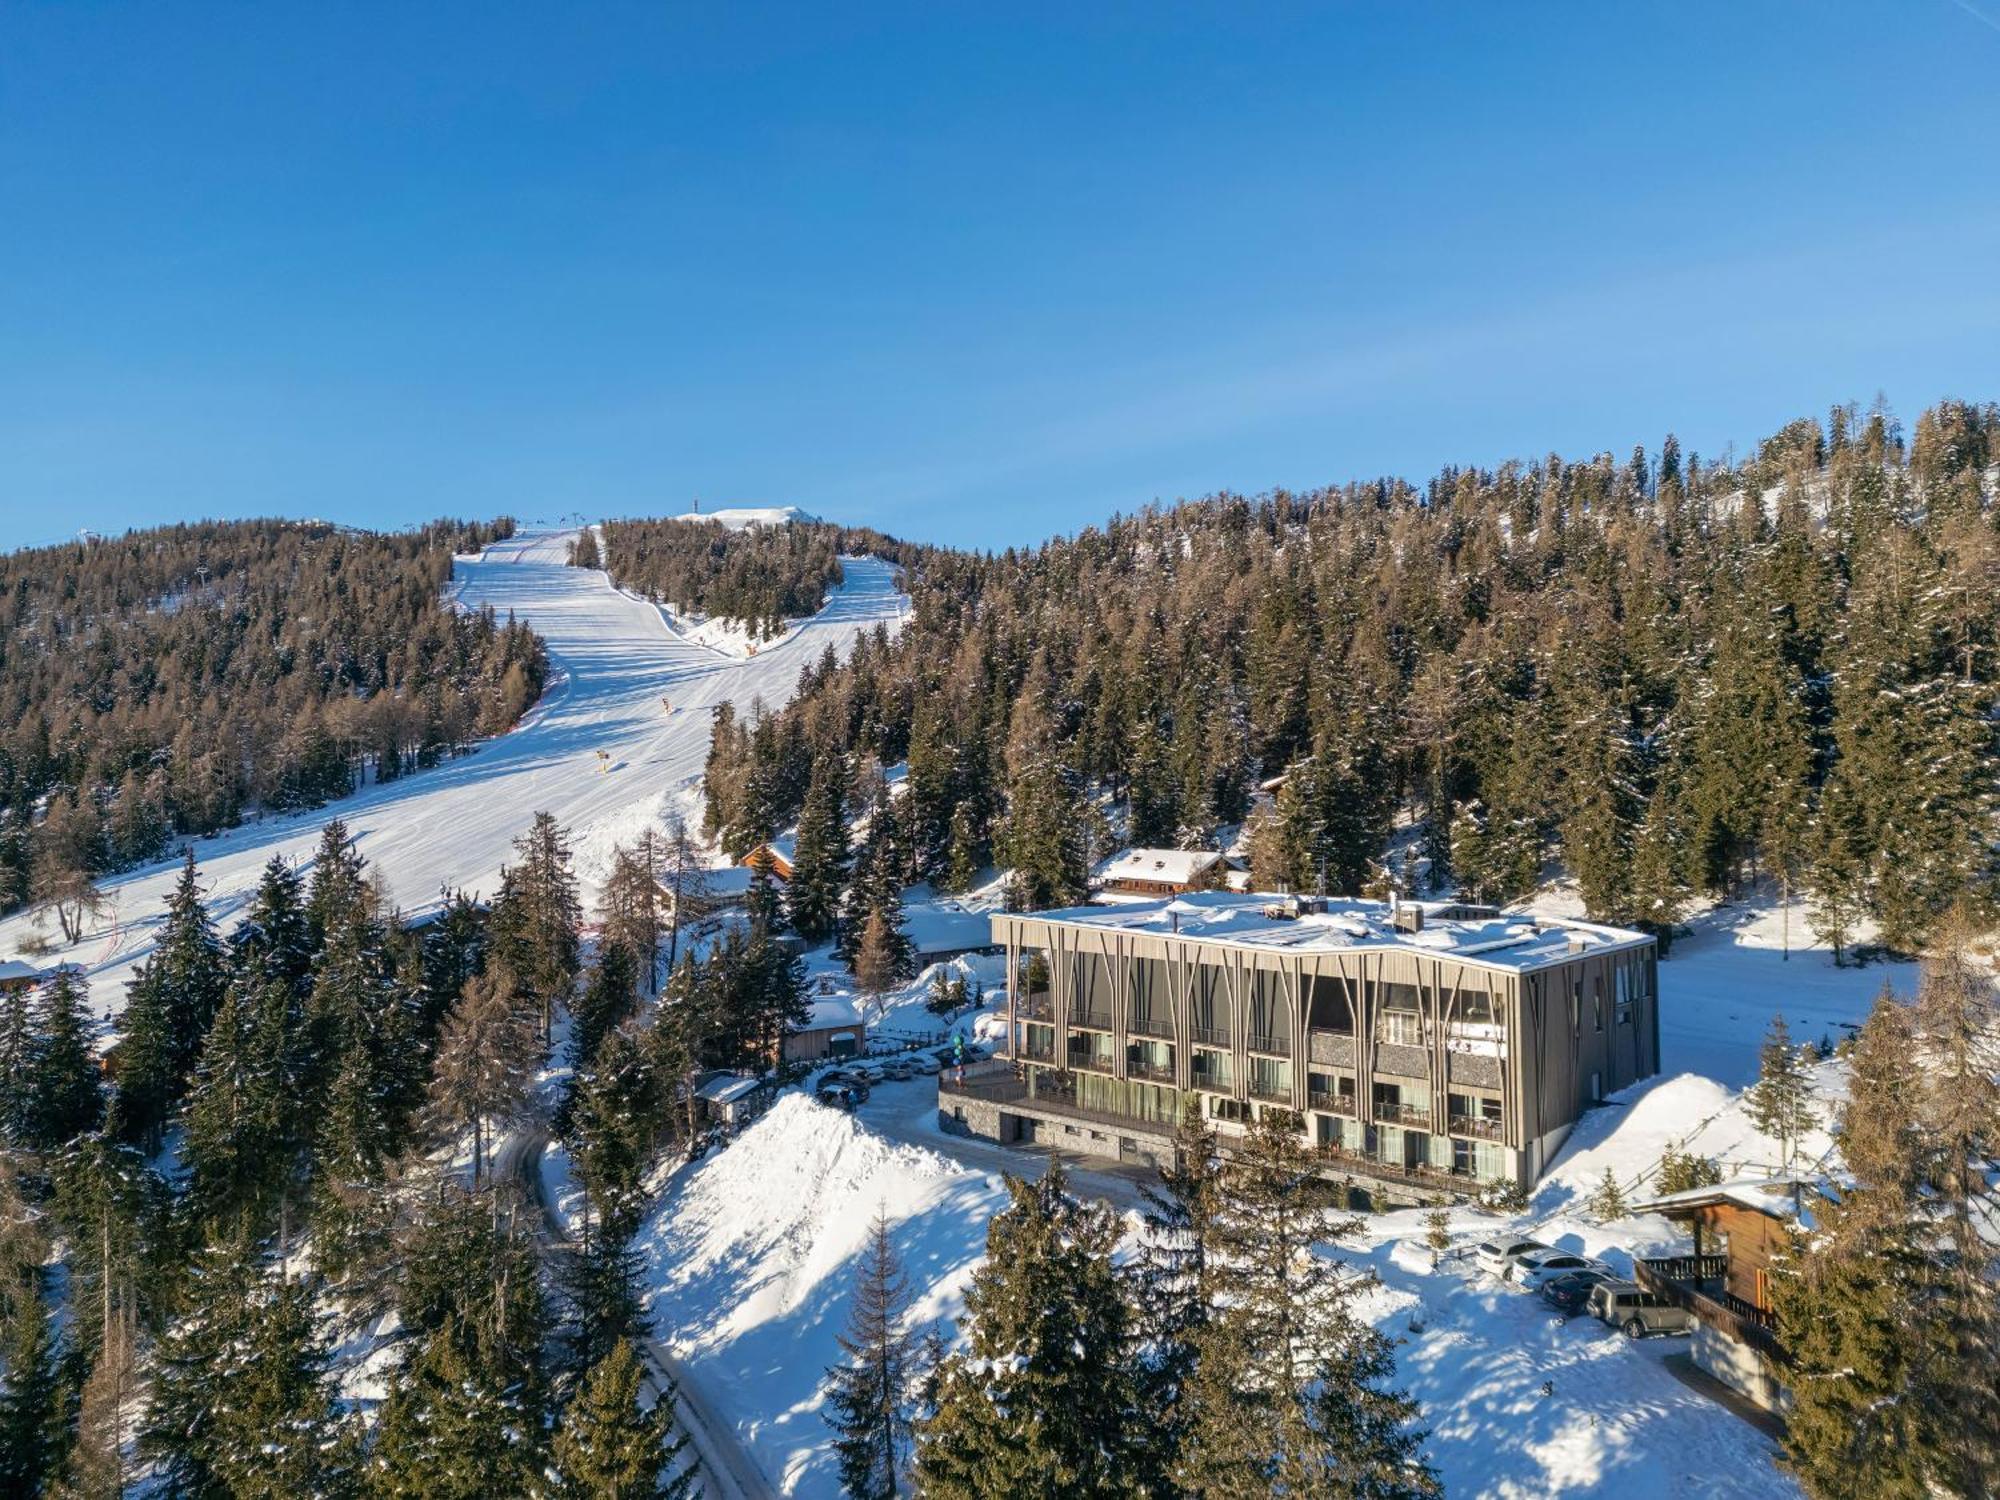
[0,527,909,1025]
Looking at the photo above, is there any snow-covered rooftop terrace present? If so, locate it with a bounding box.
[999,890,1652,973]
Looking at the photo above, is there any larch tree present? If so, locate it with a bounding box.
[824,1209,924,1500]
[427,967,542,1188]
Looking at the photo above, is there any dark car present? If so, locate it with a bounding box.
[815,1083,861,1110]
[1539,1269,1614,1317]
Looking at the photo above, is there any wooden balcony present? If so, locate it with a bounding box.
[1635,1256,1785,1363]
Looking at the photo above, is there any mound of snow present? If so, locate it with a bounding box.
[639,1094,1005,1495]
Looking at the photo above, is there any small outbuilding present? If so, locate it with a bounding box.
[694,1071,771,1129]
[784,998,864,1064]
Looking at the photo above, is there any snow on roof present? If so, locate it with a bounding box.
[995,890,1653,974]
[696,1074,766,1104]
[801,998,862,1030]
[902,902,996,955]
[1095,847,1227,885]
[0,958,41,984]
[759,835,797,866]
[1632,1177,1812,1223]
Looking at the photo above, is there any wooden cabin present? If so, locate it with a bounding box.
[741,836,797,884]
[1634,1179,1802,1414]
[1094,848,1234,897]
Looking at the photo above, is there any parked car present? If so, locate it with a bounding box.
[1538,1269,1615,1317]
[1474,1238,1550,1280]
[879,1058,916,1081]
[907,1054,942,1075]
[1588,1281,1692,1338]
[1513,1250,1610,1291]
[815,1083,859,1110]
[819,1070,870,1100]
[850,1062,886,1083]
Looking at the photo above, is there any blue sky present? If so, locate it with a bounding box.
[4,2,1998,552]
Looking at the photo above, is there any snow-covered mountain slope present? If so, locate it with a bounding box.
[670,505,818,530]
[0,528,907,1026]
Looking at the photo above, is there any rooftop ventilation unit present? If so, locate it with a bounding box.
[1392,905,1425,935]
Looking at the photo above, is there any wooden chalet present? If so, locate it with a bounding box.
[1095,847,1235,897]
[1633,1178,1803,1415]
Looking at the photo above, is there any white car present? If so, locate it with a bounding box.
[1473,1238,1550,1280]
[906,1054,943,1075]
[879,1058,916,1081]
[850,1062,886,1084]
[1512,1249,1610,1291]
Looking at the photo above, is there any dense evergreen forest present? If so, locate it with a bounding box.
[0,519,546,921]
[586,516,918,640]
[0,811,794,1496]
[708,398,2000,957]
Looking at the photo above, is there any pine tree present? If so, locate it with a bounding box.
[142,1235,259,1498]
[1744,1013,1816,1172]
[1654,1145,1722,1196]
[913,1162,1144,1498]
[1423,1205,1452,1266]
[207,1276,359,1499]
[26,970,104,1151]
[1178,1109,1435,1497]
[550,1339,695,1500]
[0,1272,67,1498]
[492,811,583,1037]
[1125,1100,1224,1489]
[1587,1167,1628,1221]
[0,984,33,1146]
[1769,991,1942,1500]
[567,1026,658,1244]
[788,751,850,944]
[370,1315,547,1500]
[230,854,313,995]
[572,941,640,1075]
[825,1209,922,1500]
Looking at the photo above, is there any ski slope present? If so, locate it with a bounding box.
[0,528,908,1027]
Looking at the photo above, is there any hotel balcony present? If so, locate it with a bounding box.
[1447,1113,1504,1142]
[1374,1100,1432,1129]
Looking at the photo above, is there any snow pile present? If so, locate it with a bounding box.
[638,1093,1005,1496]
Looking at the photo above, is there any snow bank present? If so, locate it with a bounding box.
[638,1094,1005,1496]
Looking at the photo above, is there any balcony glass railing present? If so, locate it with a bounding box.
[1374,1100,1432,1128]
[1308,1089,1357,1117]
[1246,1032,1290,1056]
[1447,1113,1503,1141]
[1129,1012,1175,1039]
[1073,1010,1115,1032]
[1190,1026,1231,1048]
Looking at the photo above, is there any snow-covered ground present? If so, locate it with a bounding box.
[636,892,1917,1498]
[0,528,908,1027]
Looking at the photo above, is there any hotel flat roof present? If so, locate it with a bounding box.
[990,891,1652,974]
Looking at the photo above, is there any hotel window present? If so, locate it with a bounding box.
[1377,982,1424,1047]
